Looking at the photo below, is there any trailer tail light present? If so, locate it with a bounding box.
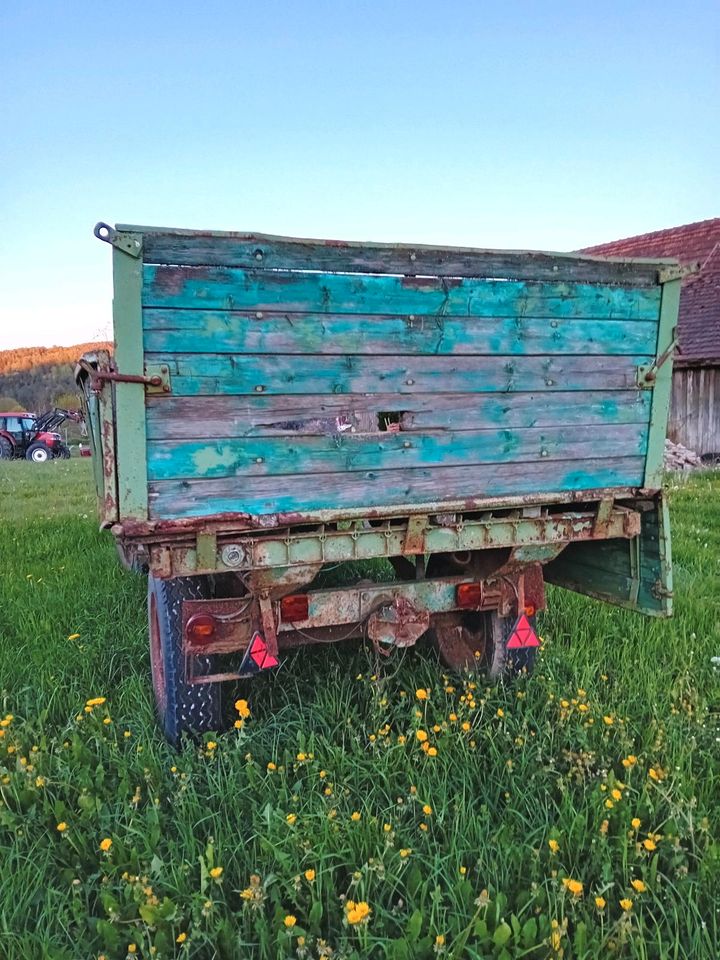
[456,582,483,608]
[186,613,216,645]
[280,594,309,622]
[524,604,536,617]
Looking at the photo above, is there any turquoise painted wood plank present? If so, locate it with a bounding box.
[142,266,662,320]
[146,424,649,481]
[146,391,652,440]
[147,352,652,396]
[136,227,670,286]
[146,392,651,440]
[142,309,659,356]
[147,456,646,520]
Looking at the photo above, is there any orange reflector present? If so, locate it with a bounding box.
[186,613,216,644]
[281,594,309,622]
[456,582,483,608]
[524,604,536,617]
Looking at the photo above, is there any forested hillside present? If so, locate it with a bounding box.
[0,342,112,412]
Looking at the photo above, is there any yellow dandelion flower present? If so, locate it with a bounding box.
[631,817,641,829]
[643,838,657,851]
[416,730,428,742]
[595,895,606,909]
[422,804,433,816]
[496,708,504,718]
[286,813,297,825]
[235,699,251,719]
[548,839,560,854]
[420,822,428,831]
[600,819,609,835]
[56,822,68,833]
[605,799,614,809]
[631,879,646,893]
[283,914,297,928]
[176,932,187,943]
[267,761,277,771]
[345,900,371,924]
[304,868,316,882]
[461,721,471,732]
[603,715,614,725]
[416,688,429,701]
[427,746,438,756]
[350,811,361,822]
[206,741,217,752]
[620,898,633,911]
[622,755,637,768]
[435,934,445,947]
[99,837,112,852]
[128,946,137,955]
[67,633,81,641]
[397,734,407,744]
[578,703,589,712]
[399,848,411,858]
[562,878,583,897]
[611,789,622,801]
[210,867,223,879]
[383,823,392,833]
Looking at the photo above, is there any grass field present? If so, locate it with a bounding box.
[0,460,719,960]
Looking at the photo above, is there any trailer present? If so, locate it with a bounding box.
[78,222,681,743]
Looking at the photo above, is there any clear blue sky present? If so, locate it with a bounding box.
[1,0,718,350]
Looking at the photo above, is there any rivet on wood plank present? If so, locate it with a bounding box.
[540,448,549,457]
[254,250,263,260]
[545,379,555,386]
[406,379,415,385]
[255,385,265,392]
[256,311,263,319]
[255,457,264,463]
[550,320,558,328]
[409,253,417,261]
[403,441,411,448]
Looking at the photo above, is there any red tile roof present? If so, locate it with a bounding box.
[581,217,720,364]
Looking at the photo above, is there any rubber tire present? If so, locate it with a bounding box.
[148,575,223,745]
[26,442,52,462]
[435,610,537,679]
[0,437,13,460]
[58,444,71,459]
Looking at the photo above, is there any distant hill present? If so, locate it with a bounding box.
[0,342,113,413]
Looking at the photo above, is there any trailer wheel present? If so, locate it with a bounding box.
[148,575,222,745]
[435,611,537,679]
[26,442,52,462]
[0,437,13,460]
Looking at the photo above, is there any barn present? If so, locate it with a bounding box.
[583,218,720,459]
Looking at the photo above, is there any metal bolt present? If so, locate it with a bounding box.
[550,320,558,328]
[403,441,411,448]
[410,252,417,261]
[540,448,549,457]
[255,457,264,463]
[545,379,554,386]
[255,251,263,261]
[406,378,415,386]
[256,311,263,319]
[255,385,265,392]
[221,544,244,567]
[408,314,415,321]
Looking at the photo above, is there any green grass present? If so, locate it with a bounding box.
[0,460,719,959]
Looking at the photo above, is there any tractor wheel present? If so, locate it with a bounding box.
[25,442,52,462]
[434,610,537,679]
[0,437,13,460]
[148,575,223,745]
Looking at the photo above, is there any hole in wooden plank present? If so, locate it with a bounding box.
[378,411,407,432]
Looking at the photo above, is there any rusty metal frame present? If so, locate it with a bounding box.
[134,501,641,579]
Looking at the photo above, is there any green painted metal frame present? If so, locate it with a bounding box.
[644,279,681,488]
[145,504,641,578]
[112,234,149,520]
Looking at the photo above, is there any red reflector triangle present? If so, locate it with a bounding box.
[249,632,279,669]
[506,613,540,650]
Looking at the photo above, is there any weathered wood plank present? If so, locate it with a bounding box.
[127,225,672,286]
[142,267,662,320]
[143,309,658,356]
[147,456,646,519]
[146,391,651,440]
[146,352,651,396]
[146,425,648,481]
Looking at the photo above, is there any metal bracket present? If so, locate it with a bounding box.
[144,363,172,395]
[196,531,217,571]
[94,222,143,258]
[637,330,678,389]
[403,514,428,555]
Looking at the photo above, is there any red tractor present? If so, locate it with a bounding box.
[0,408,83,462]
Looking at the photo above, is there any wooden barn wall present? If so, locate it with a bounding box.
[669,366,720,457]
